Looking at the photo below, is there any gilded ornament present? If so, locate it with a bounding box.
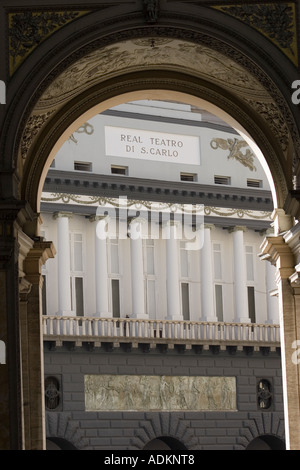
[213,3,298,66]
[8,10,90,75]
[210,137,257,171]
[68,122,94,144]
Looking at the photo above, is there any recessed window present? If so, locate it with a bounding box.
[74,161,92,172]
[214,175,231,185]
[215,284,224,322]
[247,286,256,323]
[112,279,120,318]
[180,172,197,182]
[111,165,128,175]
[181,282,190,321]
[247,179,262,188]
[45,376,61,411]
[257,379,272,410]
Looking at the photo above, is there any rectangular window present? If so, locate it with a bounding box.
[112,279,120,318]
[144,239,155,275]
[213,243,222,280]
[246,246,254,282]
[215,284,223,322]
[42,275,47,315]
[73,233,83,272]
[110,239,119,274]
[181,283,190,321]
[74,161,92,172]
[180,172,197,182]
[180,242,189,278]
[214,175,231,185]
[146,279,156,319]
[247,179,262,188]
[111,165,128,175]
[75,277,84,316]
[247,286,256,323]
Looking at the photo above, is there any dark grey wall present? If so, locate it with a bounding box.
[44,344,284,450]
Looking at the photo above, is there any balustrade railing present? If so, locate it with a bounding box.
[42,315,280,345]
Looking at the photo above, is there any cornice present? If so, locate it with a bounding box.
[42,169,273,212]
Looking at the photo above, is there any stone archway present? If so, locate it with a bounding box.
[246,435,286,451]
[18,38,296,217]
[17,45,299,450]
[1,3,300,450]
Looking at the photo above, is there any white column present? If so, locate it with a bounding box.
[53,212,73,315]
[201,224,217,322]
[129,218,147,319]
[90,215,110,317]
[230,226,250,323]
[266,260,279,324]
[165,221,182,320]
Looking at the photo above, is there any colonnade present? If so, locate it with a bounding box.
[49,211,277,324]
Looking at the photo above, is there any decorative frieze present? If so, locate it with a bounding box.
[84,374,236,412]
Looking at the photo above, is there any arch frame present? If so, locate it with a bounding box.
[1,5,300,222]
[0,1,300,450]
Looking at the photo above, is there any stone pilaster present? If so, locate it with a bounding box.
[260,229,300,450]
[22,239,56,450]
[0,202,31,450]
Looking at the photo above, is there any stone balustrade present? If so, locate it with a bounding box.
[42,315,280,350]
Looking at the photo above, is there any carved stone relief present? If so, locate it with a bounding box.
[36,39,266,111]
[84,374,237,412]
[20,37,291,166]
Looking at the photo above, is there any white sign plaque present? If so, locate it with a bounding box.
[105,126,200,165]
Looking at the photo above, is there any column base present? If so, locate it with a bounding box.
[205,316,218,323]
[131,313,149,320]
[166,315,184,321]
[236,317,251,323]
[57,310,75,316]
[96,312,113,318]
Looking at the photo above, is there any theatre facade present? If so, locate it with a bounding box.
[0,0,300,450]
[42,100,284,450]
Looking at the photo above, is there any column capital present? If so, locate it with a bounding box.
[203,223,215,230]
[260,234,295,281]
[128,216,148,240]
[53,211,73,220]
[271,208,294,235]
[228,225,247,234]
[89,214,109,223]
[128,216,147,225]
[23,240,56,285]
